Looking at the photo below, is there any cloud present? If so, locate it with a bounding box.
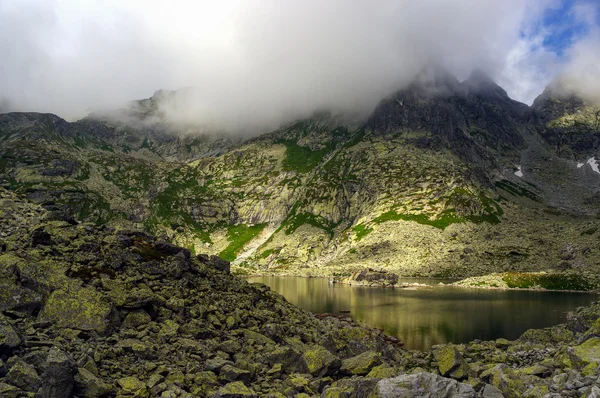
[0,0,598,132]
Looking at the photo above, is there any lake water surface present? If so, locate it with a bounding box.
[248,276,597,350]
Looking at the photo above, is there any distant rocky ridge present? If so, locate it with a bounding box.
[0,70,599,282]
[2,188,600,397]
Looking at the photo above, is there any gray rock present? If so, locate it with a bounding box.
[482,384,505,398]
[219,364,252,383]
[73,368,112,398]
[373,372,476,398]
[35,348,76,398]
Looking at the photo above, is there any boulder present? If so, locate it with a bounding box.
[39,288,115,335]
[6,360,42,392]
[214,381,257,398]
[302,345,341,377]
[373,372,476,397]
[340,350,381,376]
[36,348,76,398]
[433,345,471,380]
[0,316,21,354]
[219,364,252,383]
[480,364,526,398]
[73,368,112,398]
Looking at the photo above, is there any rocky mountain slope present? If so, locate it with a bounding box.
[2,187,600,397]
[1,71,599,282]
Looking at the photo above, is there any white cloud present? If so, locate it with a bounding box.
[0,0,597,131]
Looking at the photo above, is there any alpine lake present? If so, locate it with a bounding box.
[247,276,598,351]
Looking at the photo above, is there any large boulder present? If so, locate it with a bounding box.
[301,345,341,377]
[339,350,381,376]
[39,288,115,335]
[433,344,471,380]
[372,372,476,397]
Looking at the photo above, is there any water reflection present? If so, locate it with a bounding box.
[248,276,597,350]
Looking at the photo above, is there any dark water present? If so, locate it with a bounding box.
[248,276,598,351]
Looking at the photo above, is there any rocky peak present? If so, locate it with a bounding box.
[463,69,508,98]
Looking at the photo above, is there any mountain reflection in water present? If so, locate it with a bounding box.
[248,276,597,350]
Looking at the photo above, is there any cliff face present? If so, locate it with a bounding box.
[1,73,599,279]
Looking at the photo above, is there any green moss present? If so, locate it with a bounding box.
[278,140,333,173]
[352,224,373,241]
[259,248,280,259]
[502,272,596,291]
[219,223,267,262]
[373,210,461,230]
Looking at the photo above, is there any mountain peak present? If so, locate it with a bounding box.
[464,69,507,97]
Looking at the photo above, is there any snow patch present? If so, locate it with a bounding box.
[587,158,600,174]
[514,166,523,177]
[577,162,584,168]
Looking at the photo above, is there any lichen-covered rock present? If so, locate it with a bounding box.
[6,360,42,392]
[302,345,341,377]
[214,381,257,398]
[433,344,471,380]
[0,315,21,354]
[480,364,527,398]
[373,372,476,397]
[121,309,152,329]
[339,350,381,376]
[39,288,114,334]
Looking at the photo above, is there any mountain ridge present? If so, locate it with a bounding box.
[1,71,599,282]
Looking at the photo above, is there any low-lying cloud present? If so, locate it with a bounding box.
[1,0,599,133]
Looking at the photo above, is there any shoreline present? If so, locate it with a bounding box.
[243,270,600,294]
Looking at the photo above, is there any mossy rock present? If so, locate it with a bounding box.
[340,350,381,376]
[301,345,341,377]
[433,345,470,380]
[214,381,257,398]
[40,288,115,334]
[6,360,41,392]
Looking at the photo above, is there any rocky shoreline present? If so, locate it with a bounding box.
[2,188,600,397]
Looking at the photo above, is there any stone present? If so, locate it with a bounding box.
[582,385,600,398]
[0,316,21,354]
[339,350,381,376]
[73,368,112,398]
[373,372,476,397]
[209,255,231,274]
[0,278,42,314]
[117,376,146,394]
[6,360,42,392]
[219,364,252,383]
[39,288,114,335]
[482,384,505,398]
[206,358,234,373]
[214,381,257,398]
[433,345,471,380]
[366,365,398,379]
[301,345,341,377]
[122,310,152,329]
[480,364,526,398]
[574,337,600,365]
[36,348,76,398]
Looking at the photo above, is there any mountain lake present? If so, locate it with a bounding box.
[248,276,598,351]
